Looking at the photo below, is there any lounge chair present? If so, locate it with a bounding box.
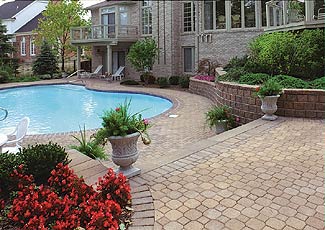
[80,65,103,78]
[112,66,125,81]
[2,117,30,154]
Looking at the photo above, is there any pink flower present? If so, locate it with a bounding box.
[143,119,149,125]
[236,117,240,122]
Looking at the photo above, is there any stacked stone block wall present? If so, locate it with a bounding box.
[189,78,325,124]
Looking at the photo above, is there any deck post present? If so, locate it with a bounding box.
[107,45,112,74]
[77,46,81,77]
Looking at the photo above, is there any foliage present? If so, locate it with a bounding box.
[219,67,248,82]
[8,75,40,83]
[224,55,248,71]
[179,75,190,88]
[4,163,131,229]
[127,38,159,73]
[255,79,283,98]
[120,79,140,85]
[238,73,271,85]
[0,20,17,76]
[71,125,107,160]
[309,77,325,90]
[194,75,215,82]
[34,0,88,71]
[169,76,179,85]
[32,41,58,77]
[197,59,220,76]
[95,100,151,145]
[0,69,9,83]
[205,105,235,129]
[272,75,309,89]
[19,142,70,185]
[141,72,156,84]
[249,29,325,79]
[157,77,169,88]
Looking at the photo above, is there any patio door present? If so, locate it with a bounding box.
[101,7,115,34]
[112,51,125,74]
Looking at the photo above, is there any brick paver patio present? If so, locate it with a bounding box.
[1,78,324,230]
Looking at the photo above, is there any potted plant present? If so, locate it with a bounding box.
[255,79,283,121]
[95,100,151,177]
[205,105,234,134]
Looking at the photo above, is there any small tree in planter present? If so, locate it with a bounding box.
[127,38,158,84]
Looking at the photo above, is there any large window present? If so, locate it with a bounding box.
[20,37,26,56]
[142,0,152,35]
[183,47,195,72]
[101,7,115,34]
[244,0,256,27]
[231,0,241,28]
[30,37,35,56]
[183,2,196,32]
[261,0,267,27]
[204,0,226,30]
[231,0,256,28]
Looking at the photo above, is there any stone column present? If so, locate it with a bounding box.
[283,1,288,25]
[107,45,112,74]
[266,3,270,28]
[77,46,81,77]
[305,0,314,22]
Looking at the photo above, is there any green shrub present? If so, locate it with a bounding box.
[141,72,156,84]
[219,67,248,82]
[169,76,179,85]
[0,69,9,83]
[120,79,140,85]
[309,77,325,90]
[0,152,23,199]
[271,75,309,89]
[71,125,107,160]
[238,73,271,85]
[20,142,70,185]
[224,55,248,71]
[179,75,190,88]
[140,74,145,82]
[157,77,169,88]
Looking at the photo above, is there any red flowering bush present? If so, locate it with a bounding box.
[4,163,131,230]
[194,75,215,82]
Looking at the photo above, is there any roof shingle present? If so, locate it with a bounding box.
[0,0,34,20]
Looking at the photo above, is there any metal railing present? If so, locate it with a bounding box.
[71,24,138,42]
[0,107,8,121]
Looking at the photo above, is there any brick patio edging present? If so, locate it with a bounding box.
[189,78,325,124]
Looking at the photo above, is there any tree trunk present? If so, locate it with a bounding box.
[61,48,65,72]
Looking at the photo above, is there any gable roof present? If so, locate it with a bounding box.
[0,0,34,19]
[16,12,43,33]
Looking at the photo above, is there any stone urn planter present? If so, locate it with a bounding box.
[108,132,141,178]
[260,95,280,121]
[215,120,228,134]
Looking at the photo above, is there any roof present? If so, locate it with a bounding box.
[85,0,137,10]
[16,12,43,33]
[0,0,34,19]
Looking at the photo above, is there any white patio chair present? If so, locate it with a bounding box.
[112,66,125,81]
[2,117,30,154]
[80,65,103,78]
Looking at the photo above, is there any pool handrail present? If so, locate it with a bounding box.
[0,107,8,121]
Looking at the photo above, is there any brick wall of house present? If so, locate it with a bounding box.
[14,34,38,64]
[189,78,325,124]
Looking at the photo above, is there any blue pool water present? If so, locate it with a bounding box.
[0,84,173,134]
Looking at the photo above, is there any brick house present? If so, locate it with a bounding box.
[0,0,48,64]
[71,0,325,79]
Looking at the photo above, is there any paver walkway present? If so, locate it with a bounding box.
[2,79,324,230]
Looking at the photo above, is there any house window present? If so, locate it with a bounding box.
[231,0,256,28]
[101,7,115,34]
[261,0,267,27]
[204,0,226,30]
[30,38,36,56]
[20,37,26,56]
[142,0,152,35]
[244,0,256,27]
[183,47,195,72]
[183,2,196,32]
[231,0,242,28]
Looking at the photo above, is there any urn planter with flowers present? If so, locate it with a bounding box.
[205,105,235,134]
[95,100,151,178]
[255,79,283,121]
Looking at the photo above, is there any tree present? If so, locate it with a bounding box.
[127,38,159,73]
[35,0,88,72]
[32,41,58,77]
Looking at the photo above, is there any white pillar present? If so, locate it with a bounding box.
[266,3,270,28]
[107,45,112,74]
[225,1,231,31]
[273,7,277,26]
[77,46,81,77]
[305,0,314,22]
[283,1,288,25]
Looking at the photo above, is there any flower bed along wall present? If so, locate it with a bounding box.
[189,78,325,124]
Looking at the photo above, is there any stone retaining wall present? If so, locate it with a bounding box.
[189,78,325,124]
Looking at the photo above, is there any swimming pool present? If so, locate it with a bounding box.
[0,84,173,134]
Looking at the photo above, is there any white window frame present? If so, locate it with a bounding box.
[183,47,195,73]
[183,1,196,32]
[141,0,152,35]
[20,37,26,56]
[30,37,36,56]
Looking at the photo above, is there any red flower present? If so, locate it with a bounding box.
[115,107,120,112]
[255,87,260,92]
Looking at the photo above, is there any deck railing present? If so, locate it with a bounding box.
[71,24,138,42]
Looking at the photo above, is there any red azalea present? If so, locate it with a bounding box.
[115,107,120,112]
[255,87,260,92]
